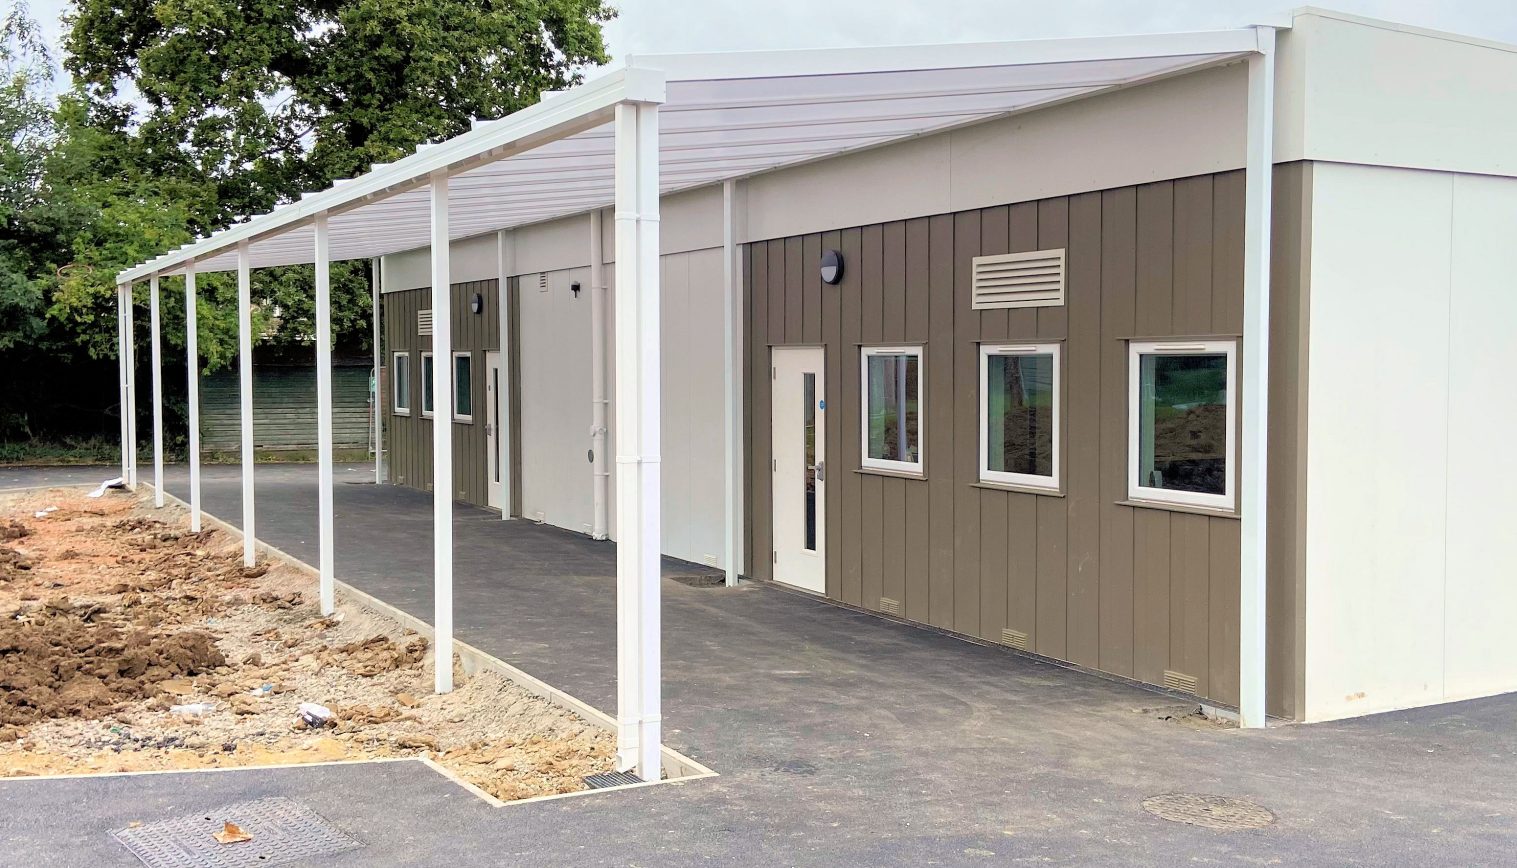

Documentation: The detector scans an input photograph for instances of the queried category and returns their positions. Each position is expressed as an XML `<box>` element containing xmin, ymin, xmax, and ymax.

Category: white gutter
<box><xmin>1238</xmin><ymin>24</ymin><xmax>1277</xmax><ymax>729</ymax></box>
<box><xmin>590</xmin><ymin>209</ymin><xmax>610</xmax><ymax>540</ymax></box>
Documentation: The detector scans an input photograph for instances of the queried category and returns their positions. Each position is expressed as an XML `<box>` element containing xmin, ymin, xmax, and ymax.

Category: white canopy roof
<box><xmin>118</xmin><ymin>27</ymin><xmax>1266</xmax><ymax>283</ymax></box>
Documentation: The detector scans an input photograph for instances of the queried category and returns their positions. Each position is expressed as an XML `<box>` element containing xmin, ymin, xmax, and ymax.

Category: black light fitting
<box><xmin>820</xmin><ymin>249</ymin><xmax>844</xmax><ymax>285</ymax></box>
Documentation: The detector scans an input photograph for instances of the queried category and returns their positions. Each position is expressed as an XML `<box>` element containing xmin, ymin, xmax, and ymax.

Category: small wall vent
<box><xmin>971</xmin><ymin>248</ymin><xmax>1066</xmax><ymax>310</ymax></box>
<box><xmin>417</xmin><ymin>309</ymin><xmax>433</xmax><ymax>336</ymax></box>
<box><xmin>1000</xmin><ymin>627</ymin><xmax>1030</xmax><ymax>650</ymax></box>
<box><xmin>879</xmin><ymin>597</ymin><xmax>902</xmax><ymax>616</ymax></box>
<box><xmin>537</xmin><ymin>272</ymin><xmax>549</xmax><ymax>291</ymax></box>
<box><xmin>1163</xmin><ymin>669</ymin><xmax>1199</xmax><ymax>695</ymax></box>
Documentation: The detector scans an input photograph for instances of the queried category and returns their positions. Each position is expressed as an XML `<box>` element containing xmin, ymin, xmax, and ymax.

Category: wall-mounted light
<box><xmin>570</xmin><ymin>280</ymin><xmax>582</xmax><ymax>298</ymax></box>
<box><xmin>470</xmin><ymin>292</ymin><xmax>484</xmax><ymax>314</ymax></box>
<box><xmin>820</xmin><ymin>249</ymin><xmax>844</xmax><ymax>285</ymax></box>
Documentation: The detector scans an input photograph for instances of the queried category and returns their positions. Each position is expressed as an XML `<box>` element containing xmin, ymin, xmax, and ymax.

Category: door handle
<box><xmin>814</xmin><ymin>460</ymin><xmax>825</xmax><ymax>482</ymax></box>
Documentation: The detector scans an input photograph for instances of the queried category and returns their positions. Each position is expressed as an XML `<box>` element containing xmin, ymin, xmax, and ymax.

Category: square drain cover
<box><xmin>583</xmin><ymin>771</ymin><xmax>643</xmax><ymax>789</ymax></box>
<box><xmin>111</xmin><ymin>796</ymin><xmax>363</xmax><ymax>867</ymax></box>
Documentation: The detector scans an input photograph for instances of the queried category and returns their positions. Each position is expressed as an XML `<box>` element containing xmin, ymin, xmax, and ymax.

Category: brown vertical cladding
<box><xmin>745</xmin><ymin>166</ymin><xmax>1308</xmax><ymax>717</ymax></box>
<box><xmin>381</xmin><ymin>279</ymin><xmax>500</xmax><ymax>509</ymax></box>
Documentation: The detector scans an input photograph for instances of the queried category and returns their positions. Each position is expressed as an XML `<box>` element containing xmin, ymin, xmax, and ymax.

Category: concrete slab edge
<box><xmin>145</xmin><ymin>484</ymin><xmax>719</xmax><ymax>792</ymax></box>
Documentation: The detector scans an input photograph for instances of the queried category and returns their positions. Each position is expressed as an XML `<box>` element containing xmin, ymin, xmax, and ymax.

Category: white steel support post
<box><xmin>149</xmin><ymin>275</ymin><xmax>164</xmax><ymax>507</ymax></box>
<box><xmin>371</xmin><ymin>258</ymin><xmax>384</xmax><ymax>483</ymax></box>
<box><xmin>125</xmin><ymin>283</ymin><xmax>137</xmax><ymax>488</ymax></box>
<box><xmin>589</xmin><ymin>210</ymin><xmax>609</xmax><ymax>540</ymax></box>
<box><xmin>722</xmin><ymin>180</ymin><xmax>744</xmax><ymax>586</ymax></box>
<box><xmin>315</xmin><ymin>213</ymin><xmax>336</xmax><ymax>616</ymax></box>
<box><xmin>613</xmin><ymin>100</ymin><xmax>662</xmax><ymax>781</ymax></box>
<box><xmin>116</xmin><ymin>284</ymin><xmax>129</xmax><ymax>481</ymax></box>
<box><xmin>185</xmin><ymin>264</ymin><xmax>201</xmax><ymax>532</ymax></box>
<box><xmin>429</xmin><ymin>169</ymin><xmax>455</xmax><ymax>694</ymax></box>
<box><xmin>1239</xmin><ymin>26</ymin><xmax>1276</xmax><ymax>730</ymax></box>
<box><xmin>237</xmin><ymin>241</ymin><xmax>256</xmax><ymax>567</ymax></box>
<box><xmin>496</xmin><ymin>230</ymin><xmax>514</xmax><ymax>519</ymax></box>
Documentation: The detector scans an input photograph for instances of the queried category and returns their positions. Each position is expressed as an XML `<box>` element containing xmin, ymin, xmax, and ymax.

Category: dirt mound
<box><xmin>0</xmin><ymin>599</ymin><xmax>225</xmax><ymax>728</ymax></box>
<box><xmin>330</xmin><ymin>634</ymin><xmax>430</xmax><ymax>677</ymax></box>
<box><xmin>0</xmin><ymin>547</ymin><xmax>32</xmax><ymax>581</ymax></box>
<box><xmin>0</xmin><ymin>521</ymin><xmax>29</xmax><ymax>541</ymax></box>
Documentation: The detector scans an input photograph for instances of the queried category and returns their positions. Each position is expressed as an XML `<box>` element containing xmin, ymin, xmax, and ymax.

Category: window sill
<box><xmin>392</xmin><ymin>410</ymin><xmax>411</xmax><ymax>417</ymax></box>
<box><xmin>972</xmin><ymin>481</ymin><xmax>1064</xmax><ymax>498</ymax></box>
<box><xmin>454</xmin><ymin>417</ymin><xmax>474</xmax><ymax>425</ymax></box>
<box><xmin>1117</xmin><ymin>499</ymin><xmax>1239</xmax><ymax>520</ymax></box>
<box><xmin>855</xmin><ymin>466</ymin><xmax>926</xmax><ymax>481</ymax></box>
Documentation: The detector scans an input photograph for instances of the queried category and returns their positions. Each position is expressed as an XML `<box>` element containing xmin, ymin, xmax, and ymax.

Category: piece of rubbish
<box><xmin>297</xmin><ymin>702</ymin><xmax>334</xmax><ymax>728</ymax></box>
<box><xmin>169</xmin><ymin>702</ymin><xmax>214</xmax><ymax>719</ymax></box>
<box><xmin>87</xmin><ymin>477</ymin><xmax>125</xmax><ymax>498</ymax></box>
<box><xmin>32</xmin><ymin>507</ymin><xmax>58</xmax><ymax>518</ymax></box>
<box><xmin>249</xmin><ymin>684</ymin><xmax>274</xmax><ymax>697</ymax></box>
<box><xmin>212</xmin><ymin>821</ymin><xmax>253</xmax><ymax>845</ymax></box>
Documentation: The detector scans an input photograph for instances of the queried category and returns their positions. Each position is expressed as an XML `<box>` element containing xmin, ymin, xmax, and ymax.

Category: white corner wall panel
<box><xmin>1442</xmin><ymin>173</ymin><xmax>1517</xmax><ymax>702</ymax></box>
<box><xmin>1303</xmin><ymin>162</ymin><xmax>1451</xmax><ymax>722</ymax></box>
<box><xmin>1288</xmin><ymin>11</ymin><xmax>1517</xmax><ymax>179</ymax></box>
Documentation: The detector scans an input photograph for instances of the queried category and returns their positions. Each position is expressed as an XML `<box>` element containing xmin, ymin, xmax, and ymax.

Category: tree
<box><xmin>52</xmin><ymin>0</ymin><xmax>613</xmax><ymax>365</ymax></box>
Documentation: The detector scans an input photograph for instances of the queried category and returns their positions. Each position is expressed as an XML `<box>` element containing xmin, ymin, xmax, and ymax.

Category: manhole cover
<box><xmin>111</xmin><ymin>796</ymin><xmax>363</xmax><ymax>867</ymax></box>
<box><xmin>1141</xmin><ymin>793</ymin><xmax>1276</xmax><ymax>831</ymax></box>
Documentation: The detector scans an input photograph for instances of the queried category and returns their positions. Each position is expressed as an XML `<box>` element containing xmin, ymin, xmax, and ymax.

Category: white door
<box><xmin>485</xmin><ymin>350</ymin><xmax>504</xmax><ymax>511</ymax></box>
<box><xmin>771</xmin><ymin>347</ymin><xmax>826</xmax><ymax>594</ymax></box>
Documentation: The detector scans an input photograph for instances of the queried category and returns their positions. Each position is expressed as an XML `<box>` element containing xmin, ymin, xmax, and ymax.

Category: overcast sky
<box><xmin>23</xmin><ymin>0</ymin><xmax>1517</xmax><ymax>82</ymax></box>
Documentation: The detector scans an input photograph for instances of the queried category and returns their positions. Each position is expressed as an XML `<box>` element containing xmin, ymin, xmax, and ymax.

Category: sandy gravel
<box><xmin>0</xmin><ymin>487</ymin><xmax>615</xmax><ymax>801</ymax></box>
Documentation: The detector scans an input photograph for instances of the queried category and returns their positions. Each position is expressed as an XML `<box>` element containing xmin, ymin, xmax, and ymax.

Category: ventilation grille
<box><xmin>1000</xmin><ymin>627</ymin><xmax>1030</xmax><ymax>650</ymax></box>
<box><xmin>1163</xmin><ymin>669</ymin><xmax>1199</xmax><ymax>695</ymax></box>
<box><xmin>537</xmin><ymin>272</ymin><xmax>548</xmax><ymax>291</ymax></box>
<box><xmin>417</xmin><ymin>309</ymin><xmax>433</xmax><ymax>336</ymax></box>
<box><xmin>879</xmin><ymin>597</ymin><xmax>902</xmax><ymax>616</ymax></box>
<box><xmin>971</xmin><ymin>248</ymin><xmax>1066</xmax><ymax>309</ymax></box>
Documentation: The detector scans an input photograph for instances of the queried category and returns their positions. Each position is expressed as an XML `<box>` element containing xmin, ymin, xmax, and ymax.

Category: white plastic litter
<box><xmin>298</xmin><ymin>702</ymin><xmax>335</xmax><ymax>728</ymax></box>
<box><xmin>170</xmin><ymin>702</ymin><xmax>215</xmax><ymax>719</ymax></box>
<box><xmin>87</xmin><ymin>477</ymin><xmax>126</xmax><ymax>498</ymax></box>
<box><xmin>33</xmin><ymin>506</ymin><xmax>58</xmax><ymax>518</ymax></box>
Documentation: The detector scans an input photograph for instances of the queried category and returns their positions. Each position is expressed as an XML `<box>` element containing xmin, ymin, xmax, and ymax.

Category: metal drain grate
<box><xmin>111</xmin><ymin>797</ymin><xmax>363</xmax><ymax>867</ymax></box>
<box><xmin>583</xmin><ymin>771</ymin><xmax>643</xmax><ymax>789</ymax></box>
<box><xmin>1142</xmin><ymin>793</ymin><xmax>1276</xmax><ymax>831</ymax></box>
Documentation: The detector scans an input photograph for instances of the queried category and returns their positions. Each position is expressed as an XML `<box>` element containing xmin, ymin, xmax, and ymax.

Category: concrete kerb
<box><xmin>144</xmin><ymin>483</ymin><xmax>718</xmax><ymax>794</ymax></box>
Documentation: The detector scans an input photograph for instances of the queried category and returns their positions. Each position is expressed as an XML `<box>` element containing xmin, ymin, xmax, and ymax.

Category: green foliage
<box><xmin>0</xmin><ymin>0</ymin><xmax>612</xmax><ymax>446</ymax></box>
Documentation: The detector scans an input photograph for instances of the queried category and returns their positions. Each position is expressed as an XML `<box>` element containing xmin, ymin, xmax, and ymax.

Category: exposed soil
<box><xmin>0</xmin><ymin>488</ymin><xmax>615</xmax><ymax>801</ymax></box>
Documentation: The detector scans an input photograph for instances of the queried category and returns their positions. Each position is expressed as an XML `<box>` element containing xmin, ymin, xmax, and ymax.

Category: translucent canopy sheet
<box><xmin>120</xmin><ymin>29</ymin><xmax>1261</xmax><ymax>282</ymax></box>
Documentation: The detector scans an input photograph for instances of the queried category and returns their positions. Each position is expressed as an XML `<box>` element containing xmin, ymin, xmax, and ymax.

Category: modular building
<box><xmin>117</xmin><ymin>7</ymin><xmax>1517</xmax><ymax>754</ymax></box>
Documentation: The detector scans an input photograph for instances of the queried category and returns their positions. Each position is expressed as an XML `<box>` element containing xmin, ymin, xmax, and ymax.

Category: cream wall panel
<box><xmin>1303</xmin><ymin>163</ymin><xmax>1450</xmax><ymax>722</ymax></box>
<box><xmin>1442</xmin><ymin>174</ymin><xmax>1517</xmax><ymax>701</ymax></box>
<box><xmin>381</xmin><ymin>233</ymin><xmax>499</xmax><ymax>292</ymax></box>
<box><xmin>1288</xmin><ymin>11</ymin><xmax>1517</xmax><ymax>178</ymax></box>
<box><xmin>517</xmin><ymin>266</ymin><xmax>595</xmax><ymax>534</ymax></box>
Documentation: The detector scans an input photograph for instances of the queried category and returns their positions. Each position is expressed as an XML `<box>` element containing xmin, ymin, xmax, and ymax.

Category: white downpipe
<box><xmin>430</xmin><ymin>169</ymin><xmax>455</xmax><ymax>694</ymax></box>
<box><xmin>315</xmin><ymin>213</ymin><xmax>336</xmax><ymax>616</ymax></box>
<box><xmin>722</xmin><ymin>180</ymin><xmax>744</xmax><ymax>586</ymax></box>
<box><xmin>371</xmin><ymin>257</ymin><xmax>384</xmax><ymax>484</ymax></box>
<box><xmin>185</xmin><ymin>264</ymin><xmax>201</xmax><ymax>533</ymax></box>
<box><xmin>496</xmin><ymin>229</ymin><xmax>514</xmax><ymax>520</ymax></box>
<box><xmin>590</xmin><ymin>209</ymin><xmax>609</xmax><ymax>541</ymax></box>
<box><xmin>612</xmin><ymin>100</ymin><xmax>662</xmax><ymax>781</ymax></box>
<box><xmin>125</xmin><ymin>282</ymin><xmax>137</xmax><ymax>489</ymax></box>
<box><xmin>149</xmin><ymin>274</ymin><xmax>164</xmax><ymax>507</ymax></box>
<box><xmin>237</xmin><ymin>241</ymin><xmax>256</xmax><ymax>567</ymax></box>
<box><xmin>1239</xmin><ymin>26</ymin><xmax>1276</xmax><ymax>730</ymax></box>
<box><xmin>116</xmin><ymin>284</ymin><xmax>129</xmax><ymax>482</ymax></box>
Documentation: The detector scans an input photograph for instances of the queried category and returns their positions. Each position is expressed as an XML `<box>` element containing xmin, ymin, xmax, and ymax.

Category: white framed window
<box><xmin>860</xmin><ymin>346</ymin><xmax>924</xmax><ymax>475</ymax></box>
<box><xmin>1128</xmin><ymin>339</ymin><xmax>1236</xmax><ymax>511</ymax></box>
<box><xmin>980</xmin><ymin>342</ymin><xmax>1060</xmax><ymax>490</ymax></box>
<box><xmin>452</xmin><ymin>351</ymin><xmax>473</xmax><ymax>422</ymax></box>
<box><xmin>420</xmin><ymin>351</ymin><xmax>435</xmax><ymax>418</ymax></box>
<box><xmin>391</xmin><ymin>352</ymin><xmax>411</xmax><ymax>416</ymax></box>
